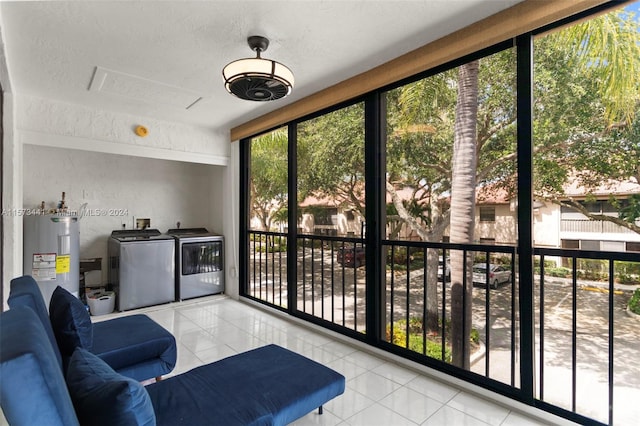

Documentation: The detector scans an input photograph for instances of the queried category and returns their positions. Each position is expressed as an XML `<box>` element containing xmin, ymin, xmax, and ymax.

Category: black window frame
<box><xmin>239</xmin><ymin>3</ymin><xmax>629</xmax><ymax>425</ymax></box>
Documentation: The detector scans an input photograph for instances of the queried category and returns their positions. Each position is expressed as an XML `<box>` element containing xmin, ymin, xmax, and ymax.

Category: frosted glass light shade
<box><xmin>222</xmin><ymin>57</ymin><xmax>294</xmax><ymax>101</ymax></box>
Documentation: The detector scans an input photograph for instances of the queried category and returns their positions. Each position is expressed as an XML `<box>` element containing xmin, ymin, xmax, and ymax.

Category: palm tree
<box><xmin>447</xmin><ymin>8</ymin><xmax>640</xmax><ymax>369</ymax></box>
<box><xmin>387</xmin><ymin>6</ymin><xmax>640</xmax><ymax>370</ymax></box>
<box><xmin>449</xmin><ymin>60</ymin><xmax>479</xmax><ymax>369</ymax></box>
<box><xmin>535</xmin><ymin>10</ymin><xmax>640</xmax><ymax>231</ymax></box>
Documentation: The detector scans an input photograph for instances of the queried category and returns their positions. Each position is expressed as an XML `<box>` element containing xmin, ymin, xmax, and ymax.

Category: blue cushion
<box><xmin>66</xmin><ymin>347</ymin><xmax>156</xmax><ymax>426</ymax></box>
<box><xmin>8</xmin><ymin>275</ymin><xmax>63</xmax><ymax>368</ymax></box>
<box><xmin>0</xmin><ymin>306</ymin><xmax>79</xmax><ymax>426</ymax></box>
<box><xmin>49</xmin><ymin>286</ymin><xmax>93</xmax><ymax>357</ymax></box>
<box><xmin>147</xmin><ymin>344</ymin><xmax>345</xmax><ymax>426</ymax></box>
<box><xmin>92</xmin><ymin>314</ymin><xmax>177</xmax><ymax>382</ymax></box>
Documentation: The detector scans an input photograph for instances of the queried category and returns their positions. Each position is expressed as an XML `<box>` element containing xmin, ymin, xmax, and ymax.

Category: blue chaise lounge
<box><xmin>8</xmin><ymin>275</ymin><xmax>177</xmax><ymax>382</ymax></box>
<box><xmin>0</xmin><ymin>305</ymin><xmax>346</xmax><ymax>425</ymax></box>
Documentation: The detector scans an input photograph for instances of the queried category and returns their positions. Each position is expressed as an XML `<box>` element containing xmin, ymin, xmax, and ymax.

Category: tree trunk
<box><xmin>450</xmin><ymin>61</ymin><xmax>479</xmax><ymax>369</ymax></box>
<box><xmin>386</xmin><ymin>181</ymin><xmax>446</xmax><ymax>333</ymax></box>
<box><xmin>258</xmin><ymin>214</ymin><xmax>268</xmax><ymax>231</ymax></box>
<box><xmin>425</xmin><ymin>247</ymin><xmax>440</xmax><ymax>332</ymax></box>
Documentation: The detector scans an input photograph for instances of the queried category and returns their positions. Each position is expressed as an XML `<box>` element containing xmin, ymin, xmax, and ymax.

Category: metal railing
<box><xmin>247</xmin><ymin>230</ymin><xmax>366</xmax><ymax>332</ymax></box>
<box><xmin>246</xmin><ymin>230</ymin><xmax>639</xmax><ymax>425</ymax></box>
<box><xmin>247</xmin><ymin>231</ymin><xmax>288</xmax><ymax>308</ymax></box>
<box><xmin>384</xmin><ymin>241</ymin><xmax>519</xmax><ymax>388</ymax></box>
<box><xmin>534</xmin><ymin>247</ymin><xmax>640</xmax><ymax>425</ymax></box>
<box><xmin>297</xmin><ymin>234</ymin><xmax>366</xmax><ymax>333</ymax></box>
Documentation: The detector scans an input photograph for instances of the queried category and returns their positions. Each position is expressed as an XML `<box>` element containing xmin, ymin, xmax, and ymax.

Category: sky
<box><xmin>624</xmin><ymin>0</ymin><xmax>640</xmax><ymax>19</ymax></box>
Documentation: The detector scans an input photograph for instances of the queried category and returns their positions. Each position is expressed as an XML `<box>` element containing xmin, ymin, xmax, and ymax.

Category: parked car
<box><xmin>336</xmin><ymin>245</ymin><xmax>365</xmax><ymax>268</ymax></box>
<box><xmin>437</xmin><ymin>257</ymin><xmax>451</xmax><ymax>281</ymax></box>
<box><xmin>472</xmin><ymin>263</ymin><xmax>511</xmax><ymax>289</ymax></box>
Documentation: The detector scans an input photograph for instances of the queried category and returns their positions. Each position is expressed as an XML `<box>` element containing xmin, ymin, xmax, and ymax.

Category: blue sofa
<box><xmin>8</xmin><ymin>275</ymin><xmax>177</xmax><ymax>382</ymax></box>
<box><xmin>0</xmin><ymin>306</ymin><xmax>346</xmax><ymax>425</ymax></box>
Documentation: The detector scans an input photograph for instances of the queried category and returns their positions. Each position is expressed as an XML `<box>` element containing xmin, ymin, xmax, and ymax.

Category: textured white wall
<box><xmin>2</xmin><ymin>93</ymin><xmax>22</xmax><ymax>308</ymax></box>
<box><xmin>23</xmin><ymin>144</ymin><xmax>225</xmax><ymax>285</ymax></box>
<box><xmin>533</xmin><ymin>204</ymin><xmax>560</xmax><ymax>248</ymax></box>
<box><xmin>17</xmin><ymin>95</ymin><xmax>229</xmax><ymax>165</ymax></box>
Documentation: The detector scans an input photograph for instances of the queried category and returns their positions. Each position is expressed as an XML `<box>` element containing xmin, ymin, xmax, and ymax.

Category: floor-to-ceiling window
<box><xmin>246</xmin><ymin>127</ymin><xmax>289</xmax><ymax>309</ymax></box>
<box><xmin>241</xmin><ymin>2</ymin><xmax>640</xmax><ymax>424</ymax></box>
<box><xmin>296</xmin><ymin>102</ymin><xmax>366</xmax><ymax>332</ymax></box>
<box><xmin>382</xmin><ymin>46</ymin><xmax>519</xmax><ymax>386</ymax></box>
<box><xmin>532</xmin><ymin>5</ymin><xmax>640</xmax><ymax>424</ymax></box>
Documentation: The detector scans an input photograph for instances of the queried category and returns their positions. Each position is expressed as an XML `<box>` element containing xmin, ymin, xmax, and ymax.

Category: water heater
<box><xmin>23</xmin><ymin>214</ymin><xmax>80</xmax><ymax>306</ymax></box>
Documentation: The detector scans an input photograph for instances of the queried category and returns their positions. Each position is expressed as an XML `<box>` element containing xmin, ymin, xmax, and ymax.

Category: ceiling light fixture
<box><xmin>222</xmin><ymin>36</ymin><xmax>294</xmax><ymax>101</ymax></box>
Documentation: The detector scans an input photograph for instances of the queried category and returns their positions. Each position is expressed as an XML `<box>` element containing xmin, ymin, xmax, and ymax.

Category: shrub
<box><xmin>576</xmin><ymin>269</ymin><xmax>607</xmax><ymax>281</ymax></box>
<box><xmin>534</xmin><ymin>258</ymin><xmax>557</xmax><ymax>268</ymax></box>
<box><xmin>386</xmin><ymin>317</ymin><xmax>482</xmax><ymax>363</ymax></box>
<box><xmin>385</xmin><ymin>247</ymin><xmax>428</xmax><ymax>272</ymax></box>
<box><xmin>616</xmin><ymin>273</ymin><xmax>640</xmax><ymax>285</ymax></box>
<box><xmin>616</xmin><ymin>261</ymin><xmax>640</xmax><ymax>276</ymax></box>
<box><xmin>615</xmin><ymin>261</ymin><xmax>640</xmax><ymax>284</ymax></box>
<box><xmin>254</xmin><ymin>234</ymin><xmax>288</xmax><ymax>253</ymax></box>
<box><xmin>470</xmin><ymin>328</ymin><xmax>480</xmax><ymax>344</ymax></box>
<box><xmin>391</xmin><ymin>258</ymin><xmax>425</xmax><ymax>272</ymax></box>
<box><xmin>577</xmin><ymin>259</ymin><xmax>607</xmax><ymax>274</ymax></box>
<box><xmin>473</xmin><ymin>254</ymin><xmax>488</xmax><ymax>264</ymax></box>
<box><xmin>628</xmin><ymin>288</ymin><xmax>640</xmax><ymax>315</ymax></box>
<box><xmin>494</xmin><ymin>255</ymin><xmax>512</xmax><ymax>266</ymax></box>
<box><xmin>387</xmin><ymin>325</ymin><xmax>452</xmax><ymax>362</ymax></box>
<box><xmin>546</xmin><ymin>267</ymin><xmax>571</xmax><ymax>278</ymax></box>
<box><xmin>387</xmin><ymin>247</ymin><xmax>411</xmax><ymax>265</ymax></box>
<box><xmin>255</xmin><ymin>243</ymin><xmax>287</xmax><ymax>253</ymax></box>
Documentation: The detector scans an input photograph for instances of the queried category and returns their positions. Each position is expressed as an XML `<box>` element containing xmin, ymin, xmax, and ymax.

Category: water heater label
<box><xmin>56</xmin><ymin>255</ymin><xmax>71</xmax><ymax>274</ymax></box>
<box><xmin>32</xmin><ymin>253</ymin><xmax>57</xmax><ymax>281</ymax></box>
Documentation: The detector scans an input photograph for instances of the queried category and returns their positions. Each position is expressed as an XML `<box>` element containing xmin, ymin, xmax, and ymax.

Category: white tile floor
<box><xmin>101</xmin><ymin>296</ymin><xmax>569</xmax><ymax>426</ymax></box>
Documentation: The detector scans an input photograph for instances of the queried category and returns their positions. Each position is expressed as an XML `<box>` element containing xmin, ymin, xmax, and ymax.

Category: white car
<box><xmin>437</xmin><ymin>257</ymin><xmax>450</xmax><ymax>281</ymax></box>
<box><xmin>472</xmin><ymin>263</ymin><xmax>511</xmax><ymax>289</ymax></box>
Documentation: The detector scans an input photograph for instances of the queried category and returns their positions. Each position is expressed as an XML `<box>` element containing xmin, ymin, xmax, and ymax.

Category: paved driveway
<box><xmin>470</xmin><ymin>277</ymin><xmax>639</xmax><ymax>425</ymax></box>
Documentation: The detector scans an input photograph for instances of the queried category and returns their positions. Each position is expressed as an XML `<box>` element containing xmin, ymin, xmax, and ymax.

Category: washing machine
<box><xmin>108</xmin><ymin>229</ymin><xmax>175</xmax><ymax>311</ymax></box>
<box><xmin>166</xmin><ymin>227</ymin><xmax>224</xmax><ymax>301</ymax></box>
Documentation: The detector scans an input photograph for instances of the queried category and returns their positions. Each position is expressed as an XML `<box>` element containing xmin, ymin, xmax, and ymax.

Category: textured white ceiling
<box><xmin>0</xmin><ymin>0</ymin><xmax>522</xmax><ymax>134</ymax></box>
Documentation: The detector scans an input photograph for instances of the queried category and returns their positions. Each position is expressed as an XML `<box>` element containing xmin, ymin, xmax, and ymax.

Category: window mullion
<box><xmin>516</xmin><ymin>32</ymin><xmax>535</xmax><ymax>404</ymax></box>
<box><xmin>287</xmin><ymin>123</ymin><xmax>298</xmax><ymax>314</ymax></box>
<box><xmin>364</xmin><ymin>91</ymin><xmax>386</xmax><ymax>344</ymax></box>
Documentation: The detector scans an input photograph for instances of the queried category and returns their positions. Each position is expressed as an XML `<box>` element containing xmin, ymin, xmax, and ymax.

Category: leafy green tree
<box><xmin>530</xmin><ymin>10</ymin><xmax>640</xmax><ymax>232</ymax></box>
<box><xmin>250</xmin><ymin>9</ymin><xmax>640</xmax><ymax>236</ymax></box>
<box><xmin>247</xmin><ymin>5</ymin><xmax>640</xmax><ymax>369</ymax></box>
<box><xmin>249</xmin><ymin>128</ymin><xmax>288</xmax><ymax>231</ymax></box>
<box><xmin>620</xmin><ymin>194</ymin><xmax>640</xmax><ymax>224</ymax></box>
<box><xmin>297</xmin><ymin>103</ymin><xmax>366</xmax><ymax>216</ymax></box>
